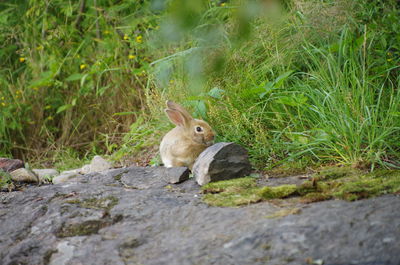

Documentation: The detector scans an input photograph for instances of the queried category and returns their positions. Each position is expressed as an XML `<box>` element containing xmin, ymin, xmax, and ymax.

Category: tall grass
<box><xmin>146</xmin><ymin>0</ymin><xmax>400</xmax><ymax>169</ymax></box>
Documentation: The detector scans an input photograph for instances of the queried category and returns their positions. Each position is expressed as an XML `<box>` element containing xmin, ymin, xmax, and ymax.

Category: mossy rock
<box><xmin>257</xmin><ymin>185</ymin><xmax>297</xmax><ymax>199</ymax></box>
<box><xmin>57</xmin><ymin>219</ymin><xmax>111</xmax><ymax>238</ymax></box>
<box><xmin>65</xmin><ymin>196</ymin><xmax>119</xmax><ymax>210</ymax></box>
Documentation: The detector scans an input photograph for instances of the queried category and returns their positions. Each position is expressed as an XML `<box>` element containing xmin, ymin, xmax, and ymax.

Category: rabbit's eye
<box><xmin>195</xmin><ymin>126</ymin><xmax>203</xmax><ymax>132</ymax></box>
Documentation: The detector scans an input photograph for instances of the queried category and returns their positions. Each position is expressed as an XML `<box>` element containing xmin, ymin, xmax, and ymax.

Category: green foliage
<box><xmin>147</xmin><ymin>0</ymin><xmax>400</xmax><ymax>169</ymax></box>
<box><xmin>1</xmin><ymin>0</ymin><xmax>399</xmax><ymax>170</ymax></box>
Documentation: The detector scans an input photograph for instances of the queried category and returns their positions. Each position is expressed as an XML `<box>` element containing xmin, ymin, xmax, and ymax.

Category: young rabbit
<box><xmin>160</xmin><ymin>100</ymin><xmax>215</xmax><ymax>170</ymax></box>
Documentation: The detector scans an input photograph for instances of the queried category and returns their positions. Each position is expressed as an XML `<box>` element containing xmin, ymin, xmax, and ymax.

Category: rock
<box><xmin>0</xmin><ymin>166</ymin><xmax>399</xmax><ymax>265</ymax></box>
<box><xmin>80</xmin><ymin>164</ymin><xmax>91</xmax><ymax>174</ymax></box>
<box><xmin>193</xmin><ymin>142</ymin><xmax>252</xmax><ymax>186</ymax></box>
<box><xmin>163</xmin><ymin>167</ymin><xmax>190</xmax><ymax>184</ymax></box>
<box><xmin>32</xmin><ymin>169</ymin><xmax>59</xmax><ymax>182</ymax></box>
<box><xmin>9</xmin><ymin>168</ymin><xmax>39</xmax><ymax>183</ymax></box>
<box><xmin>89</xmin><ymin>155</ymin><xmax>112</xmax><ymax>172</ymax></box>
<box><xmin>52</xmin><ymin>172</ymin><xmax>79</xmax><ymax>184</ymax></box>
<box><xmin>78</xmin><ymin>156</ymin><xmax>112</xmax><ymax>174</ymax></box>
<box><xmin>0</xmin><ymin>158</ymin><xmax>24</xmax><ymax>172</ymax></box>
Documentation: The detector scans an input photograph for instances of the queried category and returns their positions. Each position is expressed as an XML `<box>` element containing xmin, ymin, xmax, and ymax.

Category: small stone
<box><xmin>193</xmin><ymin>142</ymin><xmax>252</xmax><ymax>186</ymax></box>
<box><xmin>80</xmin><ymin>164</ymin><xmax>91</xmax><ymax>174</ymax></box>
<box><xmin>32</xmin><ymin>169</ymin><xmax>59</xmax><ymax>183</ymax></box>
<box><xmin>0</xmin><ymin>158</ymin><xmax>24</xmax><ymax>172</ymax></box>
<box><xmin>52</xmin><ymin>172</ymin><xmax>79</xmax><ymax>184</ymax></box>
<box><xmin>10</xmin><ymin>168</ymin><xmax>39</xmax><ymax>183</ymax></box>
<box><xmin>164</xmin><ymin>167</ymin><xmax>190</xmax><ymax>184</ymax></box>
<box><xmin>88</xmin><ymin>155</ymin><xmax>112</xmax><ymax>173</ymax></box>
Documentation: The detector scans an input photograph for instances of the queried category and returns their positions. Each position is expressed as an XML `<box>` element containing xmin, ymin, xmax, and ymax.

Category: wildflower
<box><xmin>1</xmin><ymin>96</ymin><xmax>5</xmax><ymax>100</ymax></box>
<box><xmin>128</xmin><ymin>55</ymin><xmax>136</xmax><ymax>59</ymax></box>
<box><xmin>19</xmin><ymin>57</ymin><xmax>26</xmax><ymax>63</ymax></box>
<box><xmin>80</xmin><ymin>64</ymin><xmax>86</xmax><ymax>70</ymax></box>
<box><xmin>169</xmin><ymin>80</ymin><xmax>174</xmax><ymax>84</ymax></box>
<box><xmin>136</xmin><ymin>35</ymin><xmax>143</xmax><ymax>43</ymax></box>
<box><xmin>1</xmin><ymin>102</ymin><xmax>6</xmax><ymax>107</ymax></box>
<box><xmin>220</xmin><ymin>2</ymin><xmax>226</xmax><ymax>7</ymax></box>
<box><xmin>124</xmin><ymin>34</ymin><xmax>129</xmax><ymax>40</ymax></box>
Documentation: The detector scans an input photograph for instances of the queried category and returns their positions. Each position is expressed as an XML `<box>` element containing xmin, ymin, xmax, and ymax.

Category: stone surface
<box><xmin>193</xmin><ymin>142</ymin><xmax>252</xmax><ymax>186</ymax></box>
<box><xmin>9</xmin><ymin>168</ymin><xmax>39</xmax><ymax>183</ymax></box>
<box><xmin>164</xmin><ymin>167</ymin><xmax>190</xmax><ymax>184</ymax></box>
<box><xmin>0</xmin><ymin>158</ymin><xmax>24</xmax><ymax>172</ymax></box>
<box><xmin>52</xmin><ymin>172</ymin><xmax>80</xmax><ymax>184</ymax></box>
<box><xmin>0</xmin><ymin>166</ymin><xmax>399</xmax><ymax>265</ymax></box>
<box><xmin>89</xmin><ymin>155</ymin><xmax>112</xmax><ymax>172</ymax></box>
<box><xmin>32</xmin><ymin>169</ymin><xmax>59</xmax><ymax>183</ymax></box>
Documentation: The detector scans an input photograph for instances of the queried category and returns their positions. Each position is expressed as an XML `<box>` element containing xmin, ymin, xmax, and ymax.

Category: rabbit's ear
<box><xmin>166</xmin><ymin>100</ymin><xmax>193</xmax><ymax>121</ymax></box>
<box><xmin>165</xmin><ymin>109</ymin><xmax>188</xmax><ymax>127</ymax></box>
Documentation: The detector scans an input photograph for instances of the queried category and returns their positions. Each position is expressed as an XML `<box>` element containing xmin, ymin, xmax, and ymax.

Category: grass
<box><xmin>1</xmin><ymin>0</ymin><xmax>399</xmax><ymax>172</ymax></box>
<box><xmin>201</xmin><ymin>167</ymin><xmax>400</xmax><ymax>207</ymax></box>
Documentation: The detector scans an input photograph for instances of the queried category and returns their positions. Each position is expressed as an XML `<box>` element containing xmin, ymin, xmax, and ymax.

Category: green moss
<box><xmin>56</xmin><ymin>220</ymin><xmax>111</xmax><ymax>238</ymax></box>
<box><xmin>202</xmin><ymin>177</ymin><xmax>257</xmax><ymax>193</ymax></box>
<box><xmin>65</xmin><ymin>196</ymin><xmax>119</xmax><ymax>210</ymax></box>
<box><xmin>201</xmin><ymin>168</ymin><xmax>400</xmax><ymax>207</ymax></box>
<box><xmin>314</xmin><ymin>166</ymin><xmax>361</xmax><ymax>181</ymax></box>
<box><xmin>257</xmin><ymin>185</ymin><xmax>297</xmax><ymax>199</ymax></box>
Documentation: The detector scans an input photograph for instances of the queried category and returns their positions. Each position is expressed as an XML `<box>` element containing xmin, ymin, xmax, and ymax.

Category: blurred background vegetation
<box><xmin>0</xmin><ymin>0</ymin><xmax>399</xmax><ymax>170</ymax></box>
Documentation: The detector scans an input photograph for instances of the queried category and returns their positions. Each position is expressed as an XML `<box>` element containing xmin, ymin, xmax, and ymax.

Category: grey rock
<box><xmin>32</xmin><ymin>169</ymin><xmax>59</xmax><ymax>183</ymax></box>
<box><xmin>164</xmin><ymin>167</ymin><xmax>190</xmax><ymax>184</ymax></box>
<box><xmin>0</xmin><ymin>166</ymin><xmax>399</xmax><ymax>265</ymax></box>
<box><xmin>80</xmin><ymin>164</ymin><xmax>91</xmax><ymax>174</ymax></box>
<box><xmin>0</xmin><ymin>158</ymin><xmax>24</xmax><ymax>172</ymax></box>
<box><xmin>89</xmin><ymin>155</ymin><xmax>112</xmax><ymax>172</ymax></box>
<box><xmin>52</xmin><ymin>172</ymin><xmax>79</xmax><ymax>184</ymax></box>
<box><xmin>193</xmin><ymin>142</ymin><xmax>252</xmax><ymax>186</ymax></box>
<box><xmin>9</xmin><ymin>168</ymin><xmax>39</xmax><ymax>183</ymax></box>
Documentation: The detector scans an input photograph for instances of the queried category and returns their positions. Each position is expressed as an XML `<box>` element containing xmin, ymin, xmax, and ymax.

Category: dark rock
<box><xmin>193</xmin><ymin>142</ymin><xmax>252</xmax><ymax>186</ymax></box>
<box><xmin>0</xmin><ymin>167</ymin><xmax>399</xmax><ymax>265</ymax></box>
<box><xmin>164</xmin><ymin>167</ymin><xmax>190</xmax><ymax>184</ymax></box>
<box><xmin>0</xmin><ymin>158</ymin><xmax>24</xmax><ymax>172</ymax></box>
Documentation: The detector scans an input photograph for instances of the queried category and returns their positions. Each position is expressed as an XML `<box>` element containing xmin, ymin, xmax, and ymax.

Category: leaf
<box><xmin>56</xmin><ymin>104</ymin><xmax>73</xmax><ymax>114</ymax></box>
<box><xmin>207</xmin><ymin>87</ymin><xmax>225</xmax><ymax>99</ymax></box>
<box><xmin>65</xmin><ymin>73</ymin><xmax>85</xmax><ymax>82</ymax></box>
<box><xmin>274</xmin><ymin>70</ymin><xmax>294</xmax><ymax>88</ymax></box>
<box><xmin>113</xmin><ymin>112</ymin><xmax>136</xmax><ymax>116</ymax></box>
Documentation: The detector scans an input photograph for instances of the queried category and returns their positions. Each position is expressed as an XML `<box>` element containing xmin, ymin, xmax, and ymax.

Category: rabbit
<box><xmin>160</xmin><ymin>100</ymin><xmax>215</xmax><ymax>170</ymax></box>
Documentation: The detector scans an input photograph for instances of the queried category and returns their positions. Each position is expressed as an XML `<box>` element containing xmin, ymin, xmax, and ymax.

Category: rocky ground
<box><xmin>0</xmin><ymin>166</ymin><xmax>399</xmax><ymax>265</ymax></box>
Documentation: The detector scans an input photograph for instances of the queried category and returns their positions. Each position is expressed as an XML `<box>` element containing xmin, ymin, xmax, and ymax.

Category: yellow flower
<box><xmin>128</xmin><ymin>54</ymin><xmax>136</xmax><ymax>59</ymax></box>
<box><xmin>80</xmin><ymin>64</ymin><xmax>86</xmax><ymax>70</ymax></box>
<box><xmin>123</xmin><ymin>34</ymin><xmax>129</xmax><ymax>40</ymax></box>
<box><xmin>1</xmin><ymin>102</ymin><xmax>6</xmax><ymax>107</ymax></box>
<box><xmin>220</xmin><ymin>2</ymin><xmax>226</xmax><ymax>7</ymax></box>
<box><xmin>16</xmin><ymin>90</ymin><xmax>22</xmax><ymax>95</ymax></box>
<box><xmin>1</xmin><ymin>96</ymin><xmax>5</xmax><ymax>100</ymax></box>
<box><xmin>387</xmin><ymin>58</ymin><xmax>393</xmax><ymax>62</ymax></box>
<box><xmin>169</xmin><ymin>80</ymin><xmax>174</xmax><ymax>84</ymax></box>
<box><xmin>45</xmin><ymin>105</ymin><xmax>51</xmax><ymax>110</ymax></box>
<box><xmin>104</xmin><ymin>30</ymin><xmax>111</xmax><ymax>35</ymax></box>
<box><xmin>136</xmin><ymin>35</ymin><xmax>143</xmax><ymax>43</ymax></box>
<box><xmin>19</xmin><ymin>57</ymin><xmax>26</xmax><ymax>63</ymax></box>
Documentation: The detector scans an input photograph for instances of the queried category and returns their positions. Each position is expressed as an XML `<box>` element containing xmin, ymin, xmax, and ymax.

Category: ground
<box><xmin>0</xmin><ymin>167</ymin><xmax>399</xmax><ymax>265</ymax></box>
